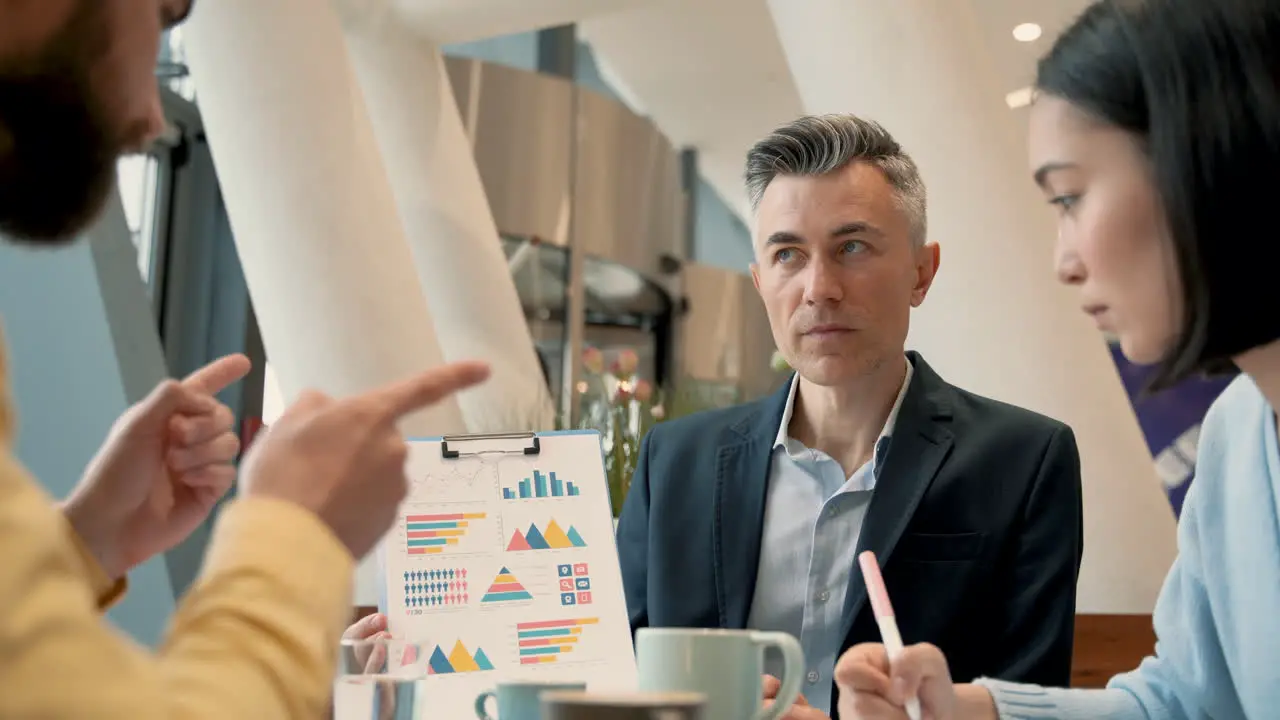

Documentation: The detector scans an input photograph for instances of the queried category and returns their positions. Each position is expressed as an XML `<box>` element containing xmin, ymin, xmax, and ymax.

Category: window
<box><xmin>261</xmin><ymin>362</ymin><xmax>285</xmax><ymax>426</ymax></box>
<box><xmin>158</xmin><ymin>28</ymin><xmax>195</xmax><ymax>101</ymax></box>
<box><xmin>115</xmin><ymin>154</ymin><xmax>162</xmax><ymax>285</ymax></box>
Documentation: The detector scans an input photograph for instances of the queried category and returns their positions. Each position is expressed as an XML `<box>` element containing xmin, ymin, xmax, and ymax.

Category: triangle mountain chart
<box><xmin>506</xmin><ymin>519</ymin><xmax>587</xmax><ymax>552</ymax></box>
<box><xmin>427</xmin><ymin>639</ymin><xmax>494</xmax><ymax>674</ymax></box>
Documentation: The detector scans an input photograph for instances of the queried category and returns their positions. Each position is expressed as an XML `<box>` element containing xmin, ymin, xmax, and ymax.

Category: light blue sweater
<box><xmin>975</xmin><ymin>375</ymin><xmax>1280</xmax><ymax>719</ymax></box>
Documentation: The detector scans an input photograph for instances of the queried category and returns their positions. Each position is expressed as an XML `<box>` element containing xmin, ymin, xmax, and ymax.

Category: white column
<box><xmin>767</xmin><ymin>0</ymin><xmax>1176</xmax><ymax>613</ymax></box>
<box><xmin>345</xmin><ymin>18</ymin><xmax>554</xmax><ymax>432</ymax></box>
<box><xmin>183</xmin><ymin>0</ymin><xmax>466</xmax><ymax>437</ymax></box>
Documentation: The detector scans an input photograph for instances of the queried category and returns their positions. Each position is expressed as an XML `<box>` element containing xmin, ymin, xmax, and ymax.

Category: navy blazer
<box><xmin>616</xmin><ymin>352</ymin><xmax>1083</xmax><ymax>715</ymax></box>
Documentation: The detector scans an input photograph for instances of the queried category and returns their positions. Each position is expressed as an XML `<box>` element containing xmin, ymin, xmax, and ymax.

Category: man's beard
<box><xmin>0</xmin><ymin>8</ymin><xmax>120</xmax><ymax>246</ymax></box>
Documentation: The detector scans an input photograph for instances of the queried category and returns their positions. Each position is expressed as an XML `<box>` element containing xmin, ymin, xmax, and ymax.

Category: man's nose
<box><xmin>803</xmin><ymin>258</ymin><xmax>843</xmax><ymax>304</ymax></box>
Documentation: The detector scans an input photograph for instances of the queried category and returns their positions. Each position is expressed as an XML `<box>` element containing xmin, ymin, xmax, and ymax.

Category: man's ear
<box><xmin>911</xmin><ymin>242</ymin><xmax>940</xmax><ymax>307</ymax></box>
<box><xmin>750</xmin><ymin>262</ymin><xmax>762</xmax><ymax>292</ymax></box>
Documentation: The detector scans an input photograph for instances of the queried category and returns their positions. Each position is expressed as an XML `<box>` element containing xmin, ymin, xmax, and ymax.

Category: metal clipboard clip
<box><xmin>440</xmin><ymin>431</ymin><xmax>541</xmax><ymax>459</ymax></box>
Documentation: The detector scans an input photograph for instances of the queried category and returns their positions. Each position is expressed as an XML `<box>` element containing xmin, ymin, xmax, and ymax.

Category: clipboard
<box><xmin>380</xmin><ymin>428</ymin><xmax>637</xmax><ymax>711</ymax></box>
<box><xmin>440</xmin><ymin>431</ymin><xmax>541</xmax><ymax>459</ymax></box>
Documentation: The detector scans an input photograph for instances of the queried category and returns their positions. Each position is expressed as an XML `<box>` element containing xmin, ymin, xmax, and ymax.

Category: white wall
<box><xmin>0</xmin><ymin>213</ymin><xmax>177</xmax><ymax>645</ymax></box>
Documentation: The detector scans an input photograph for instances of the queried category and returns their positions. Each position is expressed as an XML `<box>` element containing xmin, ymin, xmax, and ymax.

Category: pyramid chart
<box><xmin>427</xmin><ymin>639</ymin><xmax>494</xmax><ymax>674</ymax></box>
<box><xmin>507</xmin><ymin>519</ymin><xmax>588</xmax><ymax>552</ymax></box>
<box><xmin>480</xmin><ymin>567</ymin><xmax>534</xmax><ymax>603</ymax></box>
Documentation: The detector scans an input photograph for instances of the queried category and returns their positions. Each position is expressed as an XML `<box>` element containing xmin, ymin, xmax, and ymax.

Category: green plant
<box><xmin>569</xmin><ymin>347</ymin><xmax>731</xmax><ymax>516</ymax></box>
<box><xmin>572</xmin><ymin>348</ymin><xmax>650</xmax><ymax>517</ymax></box>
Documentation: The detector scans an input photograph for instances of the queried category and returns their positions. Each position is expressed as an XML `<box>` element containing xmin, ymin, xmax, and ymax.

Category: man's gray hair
<box><xmin>744</xmin><ymin>114</ymin><xmax>928</xmax><ymax>246</ymax></box>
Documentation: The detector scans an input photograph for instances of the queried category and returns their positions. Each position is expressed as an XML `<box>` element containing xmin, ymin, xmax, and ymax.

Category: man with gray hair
<box><xmin>617</xmin><ymin>114</ymin><xmax>1084</xmax><ymax>718</ymax></box>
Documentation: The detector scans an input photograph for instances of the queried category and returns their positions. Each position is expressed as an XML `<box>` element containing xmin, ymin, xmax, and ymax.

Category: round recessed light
<box><xmin>1005</xmin><ymin>87</ymin><xmax>1035</xmax><ymax>109</ymax></box>
<box><xmin>1013</xmin><ymin>23</ymin><xmax>1042</xmax><ymax>42</ymax></box>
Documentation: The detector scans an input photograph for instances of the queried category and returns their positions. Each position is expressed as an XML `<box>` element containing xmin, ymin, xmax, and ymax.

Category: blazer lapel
<box><xmin>840</xmin><ymin>354</ymin><xmax>955</xmax><ymax>634</ymax></box>
<box><xmin>713</xmin><ymin>377</ymin><xmax>792</xmax><ymax>629</ymax></box>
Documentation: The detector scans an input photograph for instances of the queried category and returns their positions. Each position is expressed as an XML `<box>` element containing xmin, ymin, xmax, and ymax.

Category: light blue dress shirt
<box><xmin>746</xmin><ymin>358</ymin><xmax>913</xmax><ymax>715</ymax></box>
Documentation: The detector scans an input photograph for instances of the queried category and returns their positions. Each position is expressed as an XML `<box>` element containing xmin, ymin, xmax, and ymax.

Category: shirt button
<box><xmin>806</xmin><ymin>670</ymin><xmax>820</xmax><ymax>684</ymax></box>
<box><xmin>816</xmin><ymin>590</ymin><xmax>830</xmax><ymax>602</ymax></box>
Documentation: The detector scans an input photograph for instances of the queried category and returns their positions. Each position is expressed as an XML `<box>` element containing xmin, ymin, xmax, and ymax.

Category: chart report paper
<box><xmin>382</xmin><ymin>431</ymin><xmax>637</xmax><ymax>716</ymax></box>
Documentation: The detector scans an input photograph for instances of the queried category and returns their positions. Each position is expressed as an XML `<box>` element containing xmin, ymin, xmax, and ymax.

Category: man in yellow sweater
<box><xmin>0</xmin><ymin>1</ymin><xmax>490</xmax><ymax>716</ymax></box>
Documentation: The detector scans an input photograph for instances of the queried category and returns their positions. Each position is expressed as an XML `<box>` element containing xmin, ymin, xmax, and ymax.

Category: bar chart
<box><xmin>515</xmin><ymin>617</ymin><xmax>599</xmax><ymax>665</ymax></box>
<box><xmin>404</xmin><ymin>512</ymin><xmax>487</xmax><ymax>555</ymax></box>
<box><xmin>502</xmin><ymin>469</ymin><xmax>581</xmax><ymax>500</ymax></box>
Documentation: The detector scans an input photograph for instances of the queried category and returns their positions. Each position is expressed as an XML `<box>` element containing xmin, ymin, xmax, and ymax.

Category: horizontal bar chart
<box><xmin>516</xmin><ymin>617</ymin><xmax>599</xmax><ymax>664</ymax></box>
<box><xmin>404</xmin><ymin>512</ymin><xmax>486</xmax><ymax>555</ymax></box>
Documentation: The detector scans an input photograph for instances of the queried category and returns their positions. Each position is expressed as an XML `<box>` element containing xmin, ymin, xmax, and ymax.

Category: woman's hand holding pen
<box><xmin>834</xmin><ymin>643</ymin><xmax>998</xmax><ymax>720</ymax></box>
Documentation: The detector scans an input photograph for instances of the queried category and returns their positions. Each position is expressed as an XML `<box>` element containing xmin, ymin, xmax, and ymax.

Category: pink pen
<box><xmin>859</xmin><ymin>550</ymin><xmax>922</xmax><ymax>720</ymax></box>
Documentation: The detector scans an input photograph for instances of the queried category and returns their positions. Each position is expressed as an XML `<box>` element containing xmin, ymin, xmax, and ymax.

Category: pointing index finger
<box><xmin>367</xmin><ymin>361</ymin><xmax>491</xmax><ymax>421</ymax></box>
<box><xmin>183</xmin><ymin>354</ymin><xmax>252</xmax><ymax>395</ymax></box>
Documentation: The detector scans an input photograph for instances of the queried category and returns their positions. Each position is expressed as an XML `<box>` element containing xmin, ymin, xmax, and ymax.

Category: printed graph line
<box><xmin>405</xmin><ymin>512</ymin><xmax>486</xmax><ymax>555</ymax></box>
<box><xmin>411</xmin><ymin>462</ymin><xmax>495</xmax><ymax>496</ymax></box>
<box><xmin>503</xmin><ymin>469</ymin><xmax>581</xmax><ymax>499</ymax></box>
<box><xmin>516</xmin><ymin>617</ymin><xmax>600</xmax><ymax>665</ymax></box>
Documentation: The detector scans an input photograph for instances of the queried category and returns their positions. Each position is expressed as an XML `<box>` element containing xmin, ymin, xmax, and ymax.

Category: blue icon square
<box><xmin>560</xmin><ymin>592</ymin><xmax>577</xmax><ymax>605</ymax></box>
<box><xmin>575</xmin><ymin>578</ymin><xmax>591</xmax><ymax>590</ymax></box>
<box><xmin>558</xmin><ymin>564</ymin><xmax>573</xmax><ymax>577</ymax></box>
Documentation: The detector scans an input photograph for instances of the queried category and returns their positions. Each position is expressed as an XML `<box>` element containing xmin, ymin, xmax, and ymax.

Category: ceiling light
<box><xmin>1012</xmin><ymin>23</ymin><xmax>1042</xmax><ymax>42</ymax></box>
<box><xmin>1006</xmin><ymin>87</ymin><xmax>1034</xmax><ymax>109</ymax></box>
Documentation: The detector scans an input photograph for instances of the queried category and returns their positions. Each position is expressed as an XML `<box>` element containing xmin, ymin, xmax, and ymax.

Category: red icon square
<box><xmin>573</xmin><ymin>563</ymin><xmax>589</xmax><ymax>576</ymax></box>
<box><xmin>559</xmin><ymin>579</ymin><xmax>574</xmax><ymax>592</ymax></box>
<box><xmin>576</xmin><ymin>591</ymin><xmax>592</xmax><ymax>604</ymax></box>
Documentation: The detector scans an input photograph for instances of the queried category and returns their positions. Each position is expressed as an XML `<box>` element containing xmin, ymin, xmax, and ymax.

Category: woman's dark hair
<box><xmin>1036</xmin><ymin>0</ymin><xmax>1280</xmax><ymax>391</ymax></box>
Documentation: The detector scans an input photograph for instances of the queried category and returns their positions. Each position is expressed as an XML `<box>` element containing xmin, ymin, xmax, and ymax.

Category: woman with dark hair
<box><xmin>832</xmin><ymin>0</ymin><xmax>1280</xmax><ymax>718</ymax></box>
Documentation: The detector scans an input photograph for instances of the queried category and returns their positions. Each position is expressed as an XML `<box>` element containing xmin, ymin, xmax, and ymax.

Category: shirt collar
<box><xmin>774</xmin><ymin>356</ymin><xmax>915</xmax><ymax>464</ymax></box>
